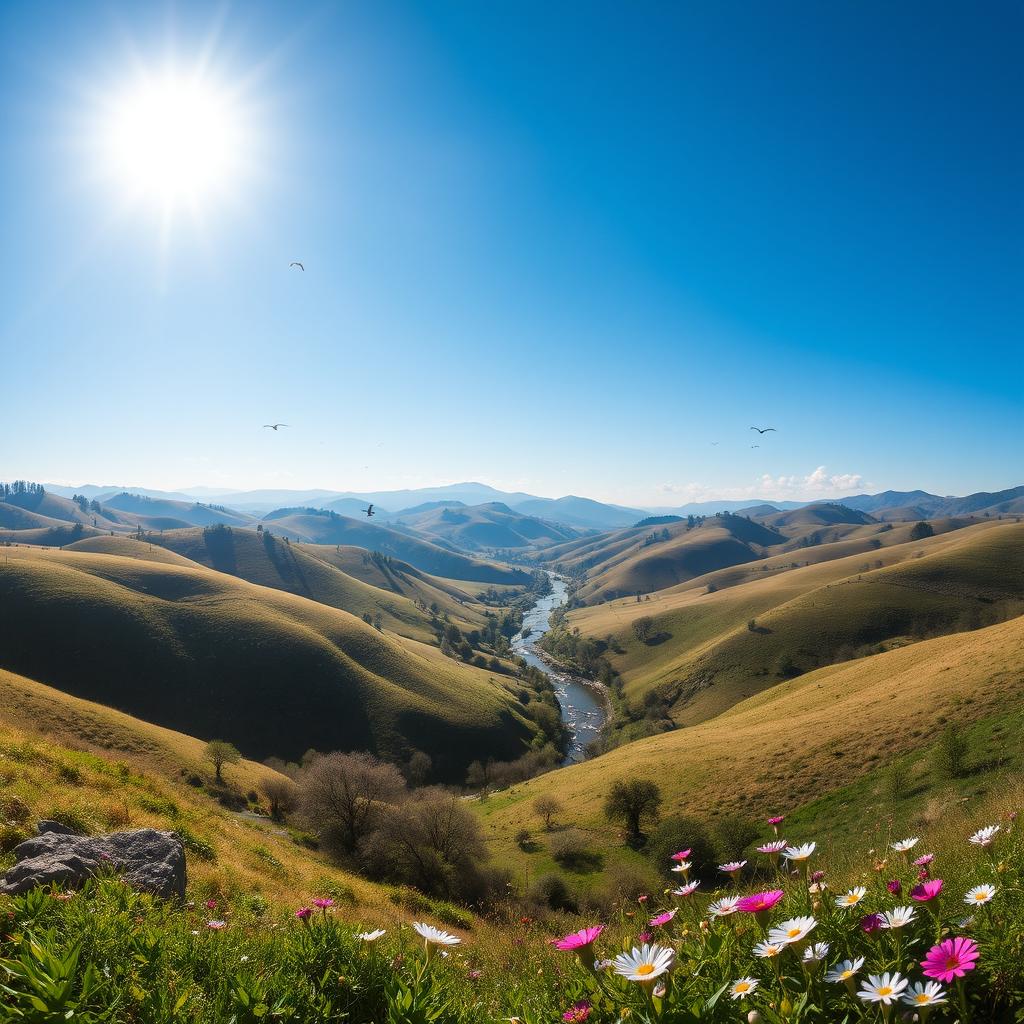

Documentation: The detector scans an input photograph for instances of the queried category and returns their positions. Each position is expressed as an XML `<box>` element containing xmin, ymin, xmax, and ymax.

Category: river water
<box><xmin>511</xmin><ymin>575</ymin><xmax>606</xmax><ymax>763</ymax></box>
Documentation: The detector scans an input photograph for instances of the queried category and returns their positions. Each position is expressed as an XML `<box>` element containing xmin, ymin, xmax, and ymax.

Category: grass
<box><xmin>391</xmin><ymin>502</ymin><xmax>579</xmax><ymax>552</ymax></box>
<box><xmin>0</xmin><ymin>548</ymin><xmax>546</xmax><ymax>781</ymax></box>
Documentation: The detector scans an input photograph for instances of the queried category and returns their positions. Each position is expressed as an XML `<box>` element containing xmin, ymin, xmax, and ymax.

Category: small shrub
<box><xmin>0</xmin><ymin>822</ymin><xmax>31</xmax><ymax>853</ymax></box>
<box><xmin>646</xmin><ymin>815</ymin><xmax>717</xmax><ymax>882</ymax></box>
<box><xmin>933</xmin><ymin>724</ymin><xmax>969</xmax><ymax>780</ymax></box>
<box><xmin>516</xmin><ymin>828</ymin><xmax>533</xmax><ymax>850</ymax></box>
<box><xmin>549</xmin><ymin>830</ymin><xmax>602</xmax><ymax>872</ymax></box>
<box><xmin>0</xmin><ymin>795</ymin><xmax>31</xmax><ymax>824</ymax></box>
<box><xmin>56</xmin><ymin>763</ymin><xmax>83</xmax><ymax>785</ymax></box>
<box><xmin>43</xmin><ymin>806</ymin><xmax>97</xmax><ymax>836</ymax></box>
<box><xmin>175</xmin><ymin>825</ymin><xmax>217</xmax><ymax>862</ymax></box>
<box><xmin>531</xmin><ymin>872</ymin><xmax>577</xmax><ymax>912</ymax></box>
<box><xmin>713</xmin><ymin>814</ymin><xmax>759</xmax><ymax>862</ymax></box>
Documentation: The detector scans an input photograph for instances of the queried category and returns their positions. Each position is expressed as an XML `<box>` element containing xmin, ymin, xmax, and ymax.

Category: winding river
<box><xmin>511</xmin><ymin>575</ymin><xmax>607</xmax><ymax>763</ymax></box>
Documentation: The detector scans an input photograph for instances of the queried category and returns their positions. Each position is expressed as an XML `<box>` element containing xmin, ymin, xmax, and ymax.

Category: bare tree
<box><xmin>260</xmin><ymin>775</ymin><xmax>298</xmax><ymax>820</ymax></box>
<box><xmin>533</xmin><ymin>794</ymin><xmax>562</xmax><ymax>831</ymax></box>
<box><xmin>299</xmin><ymin>751</ymin><xmax>406</xmax><ymax>854</ymax></box>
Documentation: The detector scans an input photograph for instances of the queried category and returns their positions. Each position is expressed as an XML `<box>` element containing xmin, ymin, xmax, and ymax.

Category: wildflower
<box><xmin>207</xmin><ymin>920</ymin><xmax>226</xmax><ymax>930</ymax></box>
<box><xmin>610</xmin><ymin>943</ymin><xmax>676</xmax><ymax>985</ymax></box>
<box><xmin>768</xmin><ymin>915</ymin><xmax>816</xmax><ymax>946</ymax></box>
<box><xmin>594</xmin><ymin>958</ymin><xmax>613</xmax><ymax>972</ymax></box>
<box><xmin>636</xmin><ymin>931</ymin><xmax>653</xmax><ymax>943</ymax></box>
<box><xmin>969</xmin><ymin>824</ymin><xmax>1000</xmax><ymax>848</ymax></box>
<box><xmin>914</xmin><ymin>852</ymin><xmax>935</xmax><ymax>868</ymax></box>
<box><xmin>825</xmin><ymin>957</ymin><xmax>865</xmax><ymax>985</ymax></box>
<box><xmin>880</xmin><ymin>906</ymin><xmax>916</xmax><ymax>929</ymax></box>
<box><xmin>911</xmin><ymin>879</ymin><xmax>943</xmax><ymax>902</ymax></box>
<box><xmin>858</xmin><ymin>972</ymin><xmax>908</xmax><ymax>1006</ymax></box>
<box><xmin>671</xmin><ymin>880</ymin><xmax>700</xmax><ymax>898</ymax></box>
<box><xmin>239</xmin><ymin>955</ymin><xmax>249</xmax><ymax>963</ymax></box>
<box><xmin>737</xmin><ymin>889</ymin><xmax>785</xmax><ymax>915</ymax></box>
<box><xmin>756</xmin><ymin>840</ymin><xmax>787</xmax><ymax>855</ymax></box>
<box><xmin>295</xmin><ymin>907</ymin><xmax>313</xmax><ymax>921</ymax></box>
<box><xmin>358</xmin><ymin>929</ymin><xmax>386</xmax><ymax>942</ymax></box>
<box><xmin>890</xmin><ymin>837</ymin><xmax>919</xmax><ymax>853</ymax></box>
<box><xmin>670</xmin><ymin>849</ymin><xmax>692</xmax><ymax>862</ymax></box>
<box><xmin>836</xmin><ymin>886</ymin><xmax>867</xmax><ymax>908</ymax></box>
<box><xmin>649</xmin><ymin>909</ymin><xmax>676</xmax><ymax>927</ymax></box>
<box><xmin>562</xmin><ymin>1000</ymin><xmax>592</xmax><ymax>1024</ymax></box>
<box><xmin>51</xmin><ymin>891</ymin><xmax>75</xmax><ymax>902</ymax></box>
<box><xmin>313</xmin><ymin>897</ymin><xmax>335</xmax><ymax>910</ymax></box>
<box><xmin>206</xmin><ymin>899</ymin><xmax>218</xmax><ymax>910</ymax></box>
<box><xmin>553</xmin><ymin>925</ymin><xmax>604</xmax><ymax>966</ymax></box>
<box><xmin>719</xmin><ymin>860</ymin><xmax>747</xmax><ymax>880</ymax></box>
<box><xmin>767</xmin><ymin>815</ymin><xmax>785</xmax><ymax>835</ymax></box>
<box><xmin>708</xmin><ymin>896</ymin><xmax>740</xmax><ymax>917</ymax></box>
<box><xmin>468</xmin><ymin>970</ymin><xmax>482</xmax><ymax>981</ymax></box>
<box><xmin>886</xmin><ymin>879</ymin><xmax>902</xmax><ymax>895</ymax></box>
<box><xmin>964</xmin><ymin>884</ymin><xmax>996</xmax><ymax>905</ymax></box>
<box><xmin>859</xmin><ymin>913</ymin><xmax>884</xmax><ymax>934</ymax></box>
<box><xmin>921</xmin><ymin>936</ymin><xmax>979</xmax><ymax>982</ymax></box>
<box><xmin>902</xmin><ymin>981</ymin><xmax>947</xmax><ymax>1012</ymax></box>
<box><xmin>782</xmin><ymin>843</ymin><xmax>815</xmax><ymax>871</ymax></box>
<box><xmin>802</xmin><ymin>942</ymin><xmax>830</xmax><ymax>965</ymax></box>
<box><xmin>753</xmin><ymin>940</ymin><xmax>785</xmax><ymax>959</ymax></box>
<box><xmin>637</xmin><ymin>894</ymin><xmax>648</xmax><ymax>903</ymax></box>
<box><xmin>670</xmin><ymin>861</ymin><xmax>693</xmax><ymax>878</ymax></box>
<box><xmin>809</xmin><ymin>869</ymin><xmax>825</xmax><ymax>884</ymax></box>
<box><xmin>414</xmin><ymin>922</ymin><xmax>460</xmax><ymax>948</ymax></box>
<box><xmin>729</xmin><ymin>977</ymin><xmax>759</xmax><ymax>1000</ymax></box>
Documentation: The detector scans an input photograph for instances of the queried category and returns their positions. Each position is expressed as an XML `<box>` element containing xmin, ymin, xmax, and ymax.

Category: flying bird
<box><xmin>289</xmin><ymin>262</ymin><xmax>304</xmax><ymax>271</ymax></box>
<box><xmin>751</xmin><ymin>444</ymin><xmax>760</xmax><ymax>448</ymax></box>
<box><xmin>710</xmin><ymin>441</ymin><xmax>720</xmax><ymax>446</ymax></box>
<box><xmin>750</xmin><ymin>426</ymin><xmax>777</xmax><ymax>434</ymax></box>
<box><xmin>362</xmin><ymin>504</ymin><xmax>375</xmax><ymax>517</ymax></box>
<box><xmin>263</xmin><ymin>423</ymin><xmax>289</xmax><ymax>430</ymax></box>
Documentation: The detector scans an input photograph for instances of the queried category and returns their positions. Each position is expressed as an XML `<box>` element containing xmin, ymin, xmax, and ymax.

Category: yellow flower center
<box><xmin>974</xmin><ymin>893</ymin><xmax>985</xmax><ymax>901</ymax></box>
<box><xmin>878</xmin><ymin>987</ymin><xmax>893</xmax><ymax>997</ymax></box>
<box><xmin>636</xmin><ymin>964</ymin><xmax>656</xmax><ymax>976</ymax></box>
<box><xmin>916</xmin><ymin>995</ymin><xmax>930</xmax><ymax>1004</ymax></box>
<box><xmin>787</xmin><ymin>928</ymin><xmax>801</xmax><ymax>937</ymax></box>
<box><xmin>841</xmin><ymin>971</ymin><xmax>853</xmax><ymax>980</ymax></box>
<box><xmin>735</xmin><ymin>983</ymin><xmax>750</xmax><ymax>993</ymax></box>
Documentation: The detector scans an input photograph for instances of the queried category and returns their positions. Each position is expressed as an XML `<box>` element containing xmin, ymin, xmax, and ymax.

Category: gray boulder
<box><xmin>0</xmin><ymin>824</ymin><xmax>186</xmax><ymax>898</ymax></box>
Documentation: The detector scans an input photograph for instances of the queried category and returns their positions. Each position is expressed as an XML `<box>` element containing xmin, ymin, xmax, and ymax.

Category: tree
<box><xmin>533</xmin><ymin>794</ymin><xmax>562</xmax><ymax>831</ymax></box>
<box><xmin>933</xmin><ymin>724</ymin><xmax>969</xmax><ymax>780</ymax></box>
<box><xmin>910</xmin><ymin>521</ymin><xmax>935</xmax><ymax>541</ymax></box>
<box><xmin>260</xmin><ymin>775</ymin><xmax>298</xmax><ymax>820</ymax></box>
<box><xmin>204</xmin><ymin>740</ymin><xmax>241</xmax><ymax>783</ymax></box>
<box><xmin>633</xmin><ymin>616</ymin><xmax>654</xmax><ymax>643</ymax></box>
<box><xmin>604</xmin><ymin>779</ymin><xmax>662</xmax><ymax>844</ymax></box>
<box><xmin>298</xmin><ymin>751</ymin><xmax>406</xmax><ymax>855</ymax></box>
<box><xmin>406</xmin><ymin>750</ymin><xmax>433</xmax><ymax>787</ymax></box>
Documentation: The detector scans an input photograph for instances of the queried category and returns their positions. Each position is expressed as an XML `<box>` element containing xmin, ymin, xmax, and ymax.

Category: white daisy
<box><xmin>729</xmin><ymin>977</ymin><xmax>759</xmax><ymax>1000</ymax></box>
<box><xmin>670</xmin><ymin>860</ymin><xmax>693</xmax><ymax>874</ymax></box>
<box><xmin>719</xmin><ymin>860</ymin><xmax>747</xmax><ymax>874</ymax></box>
<box><xmin>825</xmin><ymin>957</ymin><xmax>865</xmax><ymax>984</ymax></box>
<box><xmin>880</xmin><ymin>906</ymin><xmax>916</xmax><ymax>930</ymax></box>
<box><xmin>835</xmin><ymin>885</ymin><xmax>867</xmax><ymax>908</ymax></box>
<box><xmin>890</xmin><ymin>837</ymin><xmax>920</xmax><ymax>853</ymax></box>
<box><xmin>756</xmin><ymin>840</ymin><xmax>787</xmax><ymax>854</ymax></box>
<box><xmin>358</xmin><ymin>929</ymin><xmax>387</xmax><ymax>942</ymax></box>
<box><xmin>802</xmin><ymin>942</ymin><xmax>830</xmax><ymax>965</ymax></box>
<box><xmin>964</xmin><ymin>883</ymin><xmax>996</xmax><ymax>906</ymax></box>
<box><xmin>412</xmin><ymin>922</ymin><xmax>461</xmax><ymax>947</ymax></box>
<box><xmin>610</xmin><ymin>943</ymin><xmax>676</xmax><ymax>984</ymax></box>
<box><xmin>782</xmin><ymin>842</ymin><xmax>816</xmax><ymax>862</ymax></box>
<box><xmin>671</xmin><ymin>880</ymin><xmax>700</xmax><ymax>897</ymax></box>
<box><xmin>902</xmin><ymin>981</ymin><xmax>947</xmax><ymax>1008</ymax></box>
<box><xmin>858</xmin><ymin>972</ymin><xmax>908</xmax><ymax>1005</ymax></box>
<box><xmin>753</xmin><ymin>940</ymin><xmax>785</xmax><ymax>959</ymax></box>
<box><xmin>707</xmin><ymin>895</ymin><xmax>740</xmax><ymax>917</ymax></box>
<box><xmin>969</xmin><ymin>824</ymin><xmax>1000</xmax><ymax>847</ymax></box>
<box><xmin>768</xmin><ymin>915</ymin><xmax>817</xmax><ymax>946</ymax></box>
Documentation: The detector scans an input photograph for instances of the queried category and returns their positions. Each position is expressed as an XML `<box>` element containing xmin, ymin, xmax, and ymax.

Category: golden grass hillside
<box><xmin>479</xmin><ymin>612</ymin><xmax>1024</xmax><ymax>874</ymax></box>
<box><xmin>0</xmin><ymin>547</ymin><xmax>546</xmax><ymax>780</ymax></box>
<box><xmin>566</xmin><ymin>521</ymin><xmax>1024</xmax><ymax>722</ymax></box>
<box><xmin>391</xmin><ymin>502</ymin><xmax>578</xmax><ymax>552</ymax></box>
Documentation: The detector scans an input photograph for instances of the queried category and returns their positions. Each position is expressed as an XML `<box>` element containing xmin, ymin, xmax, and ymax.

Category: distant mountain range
<box><xmin>42</xmin><ymin>481</ymin><xmax>1024</xmax><ymax>531</ymax></box>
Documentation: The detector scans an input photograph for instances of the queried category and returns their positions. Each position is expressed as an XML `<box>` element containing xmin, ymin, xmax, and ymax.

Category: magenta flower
<box><xmin>767</xmin><ymin>816</ymin><xmax>785</xmax><ymax>825</ymax></box>
<box><xmin>859</xmin><ymin>913</ymin><xmax>884</xmax><ymax>935</ymax></box>
<box><xmin>468</xmin><ymin>969</ymin><xmax>482</xmax><ymax>981</ymax></box>
<box><xmin>670</xmin><ymin>849</ymin><xmax>692</xmax><ymax>862</ymax></box>
<box><xmin>554</xmin><ymin>925</ymin><xmax>604</xmax><ymax>955</ymax></box>
<box><xmin>637</xmin><ymin>894</ymin><xmax>649</xmax><ymax>903</ymax></box>
<box><xmin>911</xmin><ymin>878</ymin><xmax>944</xmax><ymax>902</ymax></box>
<box><xmin>736</xmin><ymin>890</ymin><xmax>785</xmax><ymax>917</ymax></box>
<box><xmin>922</xmin><ymin>936</ymin><xmax>979</xmax><ymax>982</ymax></box>
<box><xmin>649</xmin><ymin>909</ymin><xmax>676</xmax><ymax>927</ymax></box>
<box><xmin>887</xmin><ymin>879</ymin><xmax>902</xmax><ymax>895</ymax></box>
<box><xmin>313</xmin><ymin>897</ymin><xmax>334</xmax><ymax>910</ymax></box>
<box><xmin>809</xmin><ymin>870</ymin><xmax>825</xmax><ymax>884</ymax></box>
<box><xmin>563</xmin><ymin>1000</ymin><xmax>592</xmax><ymax>1024</ymax></box>
<box><xmin>914</xmin><ymin>853</ymin><xmax>935</xmax><ymax>867</ymax></box>
<box><xmin>637</xmin><ymin>931</ymin><xmax>653</xmax><ymax>943</ymax></box>
<box><xmin>295</xmin><ymin>907</ymin><xmax>313</xmax><ymax>921</ymax></box>
<box><xmin>205</xmin><ymin>899</ymin><xmax>218</xmax><ymax>910</ymax></box>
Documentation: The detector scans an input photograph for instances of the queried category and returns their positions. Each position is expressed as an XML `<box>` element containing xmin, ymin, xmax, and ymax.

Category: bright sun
<box><xmin>100</xmin><ymin>69</ymin><xmax>245</xmax><ymax>213</ymax></box>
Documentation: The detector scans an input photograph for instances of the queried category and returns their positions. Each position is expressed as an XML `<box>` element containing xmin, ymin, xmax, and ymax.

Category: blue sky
<box><xmin>0</xmin><ymin>1</ymin><xmax>1020</xmax><ymax>506</ymax></box>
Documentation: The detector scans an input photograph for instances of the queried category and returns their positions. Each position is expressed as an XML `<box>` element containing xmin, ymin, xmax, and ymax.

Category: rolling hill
<box><xmin>390</xmin><ymin>502</ymin><xmax>579</xmax><ymax>552</ymax></box>
<box><xmin>0</xmin><ymin>547</ymin><xmax>548</xmax><ymax>780</ymax></box>
<box><xmin>99</xmin><ymin>492</ymin><xmax>259</xmax><ymax>528</ymax></box>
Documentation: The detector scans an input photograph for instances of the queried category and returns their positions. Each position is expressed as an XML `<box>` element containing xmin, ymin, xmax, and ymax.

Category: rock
<box><xmin>0</xmin><ymin>824</ymin><xmax>186</xmax><ymax>898</ymax></box>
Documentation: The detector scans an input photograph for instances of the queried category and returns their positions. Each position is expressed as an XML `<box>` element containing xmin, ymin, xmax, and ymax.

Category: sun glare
<box><xmin>99</xmin><ymin>68</ymin><xmax>245</xmax><ymax>215</ymax></box>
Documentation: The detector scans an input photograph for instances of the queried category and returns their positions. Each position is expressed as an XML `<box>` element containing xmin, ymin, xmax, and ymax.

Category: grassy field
<box><xmin>564</xmin><ymin>521</ymin><xmax>1023</xmax><ymax>723</ymax></box>
<box><xmin>478</xmin><ymin>612</ymin><xmax>1024</xmax><ymax>885</ymax></box>
<box><xmin>0</xmin><ymin>547</ymin><xmax>547</xmax><ymax>780</ymax></box>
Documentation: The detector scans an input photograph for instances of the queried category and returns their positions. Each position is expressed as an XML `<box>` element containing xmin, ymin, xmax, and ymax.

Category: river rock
<box><xmin>0</xmin><ymin>824</ymin><xmax>186</xmax><ymax>898</ymax></box>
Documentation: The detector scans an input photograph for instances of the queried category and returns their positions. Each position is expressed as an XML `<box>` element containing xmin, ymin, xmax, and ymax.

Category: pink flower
<box><xmin>637</xmin><ymin>931</ymin><xmax>653</xmax><ymax>943</ymax></box>
<box><xmin>563</xmin><ymin>1001</ymin><xmax>592</xmax><ymax>1024</ymax></box>
<box><xmin>649</xmin><ymin>909</ymin><xmax>676</xmax><ymax>927</ymax></box>
<box><xmin>736</xmin><ymin>890</ymin><xmax>785</xmax><ymax>914</ymax></box>
<box><xmin>922</xmin><ymin>936</ymin><xmax>979</xmax><ymax>982</ymax></box>
<box><xmin>911</xmin><ymin>879</ymin><xmax>944</xmax><ymax>902</ymax></box>
<box><xmin>767</xmin><ymin>816</ymin><xmax>785</xmax><ymax>825</ymax></box>
<box><xmin>468</xmin><ymin>969</ymin><xmax>482</xmax><ymax>981</ymax></box>
<box><xmin>887</xmin><ymin>879</ymin><xmax>902</xmax><ymax>895</ymax></box>
<box><xmin>637</xmin><ymin>894</ymin><xmax>649</xmax><ymax>903</ymax></box>
<box><xmin>859</xmin><ymin>913</ymin><xmax>884</xmax><ymax>934</ymax></box>
<box><xmin>914</xmin><ymin>853</ymin><xmax>935</xmax><ymax>867</ymax></box>
<box><xmin>206</xmin><ymin>920</ymin><xmax>226</xmax><ymax>930</ymax></box>
<box><xmin>295</xmin><ymin>907</ymin><xmax>313</xmax><ymax>921</ymax></box>
<box><xmin>810</xmin><ymin>870</ymin><xmax>825</xmax><ymax>884</ymax></box>
<box><xmin>670</xmin><ymin>849</ymin><xmax>692</xmax><ymax>862</ymax></box>
<box><xmin>205</xmin><ymin>899</ymin><xmax>218</xmax><ymax>910</ymax></box>
<box><xmin>553</xmin><ymin>925</ymin><xmax>604</xmax><ymax>953</ymax></box>
<box><xmin>757</xmin><ymin>840</ymin><xmax>787</xmax><ymax>855</ymax></box>
<box><xmin>313</xmin><ymin>897</ymin><xmax>334</xmax><ymax>909</ymax></box>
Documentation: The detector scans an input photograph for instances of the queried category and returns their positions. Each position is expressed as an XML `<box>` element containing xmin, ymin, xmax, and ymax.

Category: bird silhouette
<box><xmin>750</xmin><ymin>426</ymin><xmax>777</xmax><ymax>434</ymax></box>
<box><xmin>289</xmin><ymin>262</ymin><xmax>304</xmax><ymax>271</ymax></box>
<box><xmin>362</xmin><ymin>504</ymin><xmax>375</xmax><ymax>517</ymax></box>
<box><xmin>710</xmin><ymin>441</ymin><xmax>720</xmax><ymax>446</ymax></box>
<box><xmin>751</xmin><ymin>444</ymin><xmax>760</xmax><ymax>448</ymax></box>
<box><xmin>263</xmin><ymin>423</ymin><xmax>289</xmax><ymax>431</ymax></box>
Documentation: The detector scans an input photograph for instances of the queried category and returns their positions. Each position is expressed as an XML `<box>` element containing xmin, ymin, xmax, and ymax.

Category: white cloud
<box><xmin>656</xmin><ymin>466</ymin><xmax>867</xmax><ymax>504</ymax></box>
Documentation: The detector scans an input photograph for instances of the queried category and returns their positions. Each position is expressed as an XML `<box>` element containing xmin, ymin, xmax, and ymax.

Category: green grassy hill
<box><xmin>391</xmin><ymin>502</ymin><xmax>579</xmax><ymax>551</ymax></box>
<box><xmin>0</xmin><ymin>547</ymin><xmax>547</xmax><ymax>780</ymax></box>
<box><xmin>261</xmin><ymin>510</ymin><xmax>531</xmax><ymax>584</ymax></box>
<box><xmin>100</xmin><ymin>492</ymin><xmax>259</xmax><ymax>528</ymax></box>
<box><xmin>566</xmin><ymin>521</ymin><xmax>1024</xmax><ymax>725</ymax></box>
